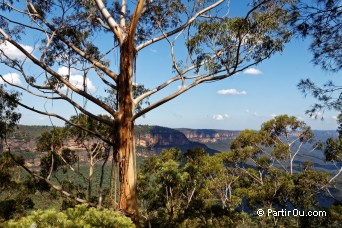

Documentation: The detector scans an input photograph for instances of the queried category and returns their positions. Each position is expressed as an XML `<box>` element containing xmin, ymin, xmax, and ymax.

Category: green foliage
<box><xmin>324</xmin><ymin>112</ymin><xmax>342</xmax><ymax>163</ymax></box>
<box><xmin>36</xmin><ymin>128</ymin><xmax>66</xmax><ymax>152</ymax></box>
<box><xmin>0</xmin><ymin>152</ymin><xmax>24</xmax><ymax>191</ymax></box>
<box><xmin>103</xmin><ymin>85</ymin><xmax>150</xmax><ymax>114</ymax></box>
<box><xmin>0</xmin><ymin>152</ymin><xmax>34</xmax><ymax>222</ymax></box>
<box><xmin>0</xmin><ymin>196</ymin><xmax>34</xmax><ymax>222</ymax></box>
<box><xmin>40</xmin><ymin>148</ymin><xmax>77</xmax><ymax>178</ymax></box>
<box><xmin>138</xmin><ymin>115</ymin><xmax>341</xmax><ymax>227</ymax></box>
<box><xmin>0</xmin><ymin>86</ymin><xmax>21</xmax><ymax>143</ymax></box>
<box><xmin>297</xmin><ymin>79</ymin><xmax>342</xmax><ymax>116</ymax></box>
<box><xmin>290</xmin><ymin>0</ymin><xmax>341</xmax><ymax>72</ymax></box>
<box><xmin>186</xmin><ymin>1</ymin><xmax>292</xmax><ymax>74</ymax></box>
<box><xmin>6</xmin><ymin>204</ymin><xmax>134</xmax><ymax>228</ymax></box>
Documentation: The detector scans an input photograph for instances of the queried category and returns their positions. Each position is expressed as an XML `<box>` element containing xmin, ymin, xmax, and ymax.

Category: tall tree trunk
<box><xmin>117</xmin><ymin>39</ymin><xmax>139</xmax><ymax>223</ymax></box>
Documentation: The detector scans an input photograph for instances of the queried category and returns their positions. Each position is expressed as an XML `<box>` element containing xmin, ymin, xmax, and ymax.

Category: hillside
<box><xmin>7</xmin><ymin>125</ymin><xmax>338</xmax><ymax>155</ymax></box>
<box><xmin>177</xmin><ymin>128</ymin><xmax>241</xmax><ymax>151</ymax></box>
<box><xmin>5</xmin><ymin>125</ymin><xmax>341</xmax><ymax>200</ymax></box>
<box><xmin>7</xmin><ymin>125</ymin><xmax>217</xmax><ymax>155</ymax></box>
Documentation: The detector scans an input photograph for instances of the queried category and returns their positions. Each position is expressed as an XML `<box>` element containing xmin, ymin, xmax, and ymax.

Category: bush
<box><xmin>6</xmin><ymin>204</ymin><xmax>134</xmax><ymax>228</ymax></box>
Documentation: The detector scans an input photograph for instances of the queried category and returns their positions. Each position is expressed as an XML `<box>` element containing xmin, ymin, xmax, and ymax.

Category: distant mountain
<box><xmin>6</xmin><ymin>125</ymin><xmax>341</xmax><ymax>202</ymax></box>
<box><xmin>177</xmin><ymin>128</ymin><xmax>241</xmax><ymax>152</ymax></box>
<box><xmin>7</xmin><ymin>125</ymin><xmax>217</xmax><ymax>155</ymax></box>
<box><xmin>135</xmin><ymin>125</ymin><xmax>217</xmax><ymax>155</ymax></box>
<box><xmin>8</xmin><ymin>125</ymin><xmax>338</xmax><ymax>155</ymax></box>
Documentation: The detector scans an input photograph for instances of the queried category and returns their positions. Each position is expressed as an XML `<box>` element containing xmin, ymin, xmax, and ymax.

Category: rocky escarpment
<box><xmin>176</xmin><ymin>128</ymin><xmax>241</xmax><ymax>151</ymax></box>
<box><xmin>6</xmin><ymin>125</ymin><xmax>338</xmax><ymax>157</ymax></box>
<box><xmin>135</xmin><ymin>126</ymin><xmax>217</xmax><ymax>155</ymax></box>
<box><xmin>6</xmin><ymin>125</ymin><xmax>217</xmax><ymax>157</ymax></box>
<box><xmin>177</xmin><ymin>129</ymin><xmax>240</xmax><ymax>143</ymax></box>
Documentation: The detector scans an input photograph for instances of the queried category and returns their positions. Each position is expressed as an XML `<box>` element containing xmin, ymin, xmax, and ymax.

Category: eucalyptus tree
<box><xmin>230</xmin><ymin>115</ymin><xmax>316</xmax><ymax>176</ymax></box>
<box><xmin>66</xmin><ymin>114</ymin><xmax>112</xmax><ymax>205</ymax></box>
<box><xmin>0</xmin><ymin>0</ymin><xmax>294</xmax><ymax>220</ymax></box>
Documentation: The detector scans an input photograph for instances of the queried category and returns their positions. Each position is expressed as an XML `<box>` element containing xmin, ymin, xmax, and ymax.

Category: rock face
<box><xmin>135</xmin><ymin>126</ymin><xmax>217</xmax><ymax>155</ymax></box>
<box><xmin>6</xmin><ymin>125</ymin><xmax>338</xmax><ymax>157</ymax></box>
<box><xmin>6</xmin><ymin>125</ymin><xmax>217</xmax><ymax>156</ymax></box>
<box><xmin>177</xmin><ymin>129</ymin><xmax>241</xmax><ymax>143</ymax></box>
<box><xmin>5</xmin><ymin>138</ymin><xmax>37</xmax><ymax>152</ymax></box>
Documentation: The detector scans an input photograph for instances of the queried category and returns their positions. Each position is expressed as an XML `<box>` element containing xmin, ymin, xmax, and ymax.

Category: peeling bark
<box><xmin>117</xmin><ymin>39</ymin><xmax>139</xmax><ymax>223</ymax></box>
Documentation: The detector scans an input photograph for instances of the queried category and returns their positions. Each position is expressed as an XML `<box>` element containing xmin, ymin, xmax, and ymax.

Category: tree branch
<box><xmin>128</xmin><ymin>0</ymin><xmax>146</xmax><ymax>44</ymax></box>
<box><xmin>136</xmin><ymin>0</ymin><xmax>224</xmax><ymax>51</ymax></box>
<box><xmin>27</xmin><ymin>2</ymin><xmax>119</xmax><ymax>82</ymax></box>
<box><xmin>0</xmin><ymin>28</ymin><xmax>116</xmax><ymax>117</ymax></box>
<box><xmin>94</xmin><ymin>0</ymin><xmax>123</xmax><ymax>44</ymax></box>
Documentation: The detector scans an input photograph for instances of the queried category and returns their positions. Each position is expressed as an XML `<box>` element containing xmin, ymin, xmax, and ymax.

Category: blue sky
<box><xmin>0</xmin><ymin>1</ymin><xmax>341</xmax><ymax>131</ymax></box>
<box><xmin>133</xmin><ymin>36</ymin><xmax>341</xmax><ymax>130</ymax></box>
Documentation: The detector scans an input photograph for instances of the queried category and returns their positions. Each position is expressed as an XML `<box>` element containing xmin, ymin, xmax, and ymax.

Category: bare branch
<box><xmin>134</xmin><ymin>53</ymin><xmax>271</xmax><ymax>120</ymax></box>
<box><xmin>27</xmin><ymin>2</ymin><xmax>118</xmax><ymax>82</ymax></box>
<box><xmin>120</xmin><ymin>0</ymin><xmax>127</xmax><ymax>28</ymax></box>
<box><xmin>1</xmin><ymin>88</ymin><xmax>112</xmax><ymax>145</ymax></box>
<box><xmin>7</xmin><ymin>148</ymin><xmax>94</xmax><ymax>206</ymax></box>
<box><xmin>95</xmin><ymin>0</ymin><xmax>123</xmax><ymax>44</ymax></box>
<box><xmin>0</xmin><ymin>28</ymin><xmax>116</xmax><ymax>117</ymax></box>
<box><xmin>128</xmin><ymin>0</ymin><xmax>146</xmax><ymax>44</ymax></box>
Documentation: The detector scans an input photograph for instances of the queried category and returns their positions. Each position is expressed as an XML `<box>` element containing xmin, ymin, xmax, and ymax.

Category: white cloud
<box><xmin>150</xmin><ymin>49</ymin><xmax>157</xmax><ymax>53</ymax></box>
<box><xmin>253</xmin><ymin>112</ymin><xmax>258</xmax><ymax>117</ymax></box>
<box><xmin>297</xmin><ymin>116</ymin><xmax>304</xmax><ymax>121</ymax></box>
<box><xmin>243</xmin><ymin>68</ymin><xmax>262</xmax><ymax>75</ymax></box>
<box><xmin>246</xmin><ymin>109</ymin><xmax>250</xmax><ymax>113</ymax></box>
<box><xmin>57</xmin><ymin>66</ymin><xmax>82</xmax><ymax>76</ymax></box>
<box><xmin>0</xmin><ymin>41</ymin><xmax>34</xmax><ymax>60</ymax></box>
<box><xmin>332</xmin><ymin>116</ymin><xmax>338</xmax><ymax>120</ymax></box>
<box><xmin>58</xmin><ymin>66</ymin><xmax>70</xmax><ymax>76</ymax></box>
<box><xmin>271</xmin><ymin>114</ymin><xmax>277</xmax><ymax>118</ymax></box>
<box><xmin>68</xmin><ymin>75</ymin><xmax>96</xmax><ymax>92</ymax></box>
<box><xmin>177</xmin><ymin>85</ymin><xmax>187</xmax><ymax>90</ymax></box>
<box><xmin>57</xmin><ymin>67</ymin><xmax>96</xmax><ymax>93</ymax></box>
<box><xmin>217</xmin><ymin>89</ymin><xmax>247</xmax><ymax>95</ymax></box>
<box><xmin>0</xmin><ymin>73</ymin><xmax>22</xmax><ymax>85</ymax></box>
<box><xmin>213</xmin><ymin>114</ymin><xmax>229</xmax><ymax>121</ymax></box>
<box><xmin>213</xmin><ymin>114</ymin><xmax>224</xmax><ymax>120</ymax></box>
<box><xmin>310</xmin><ymin>112</ymin><xmax>323</xmax><ymax>119</ymax></box>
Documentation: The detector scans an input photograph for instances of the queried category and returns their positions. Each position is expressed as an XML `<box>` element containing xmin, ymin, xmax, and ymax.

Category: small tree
<box><xmin>231</xmin><ymin>115</ymin><xmax>316</xmax><ymax>175</ymax></box>
<box><xmin>323</xmin><ymin>113</ymin><xmax>342</xmax><ymax>187</ymax></box>
<box><xmin>66</xmin><ymin>114</ymin><xmax>112</xmax><ymax>205</ymax></box>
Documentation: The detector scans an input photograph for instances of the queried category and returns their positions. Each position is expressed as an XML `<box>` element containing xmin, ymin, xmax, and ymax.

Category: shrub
<box><xmin>6</xmin><ymin>204</ymin><xmax>134</xmax><ymax>228</ymax></box>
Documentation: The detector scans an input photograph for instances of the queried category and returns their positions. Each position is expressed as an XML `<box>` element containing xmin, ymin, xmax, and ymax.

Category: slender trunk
<box><xmin>117</xmin><ymin>39</ymin><xmax>139</xmax><ymax>223</ymax></box>
<box><xmin>88</xmin><ymin>158</ymin><xmax>94</xmax><ymax>202</ymax></box>
<box><xmin>109</xmin><ymin>154</ymin><xmax>118</xmax><ymax>209</ymax></box>
<box><xmin>98</xmin><ymin>145</ymin><xmax>110</xmax><ymax>206</ymax></box>
<box><xmin>0</xmin><ymin>139</ymin><xmax>3</xmax><ymax>153</ymax></box>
